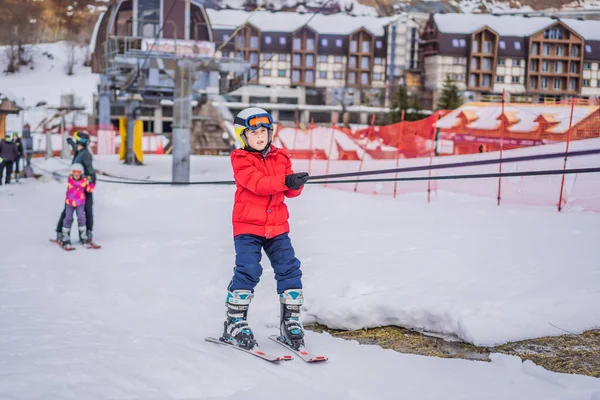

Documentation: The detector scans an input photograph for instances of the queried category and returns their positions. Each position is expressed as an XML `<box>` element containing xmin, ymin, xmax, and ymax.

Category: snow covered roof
<box><xmin>436</xmin><ymin>102</ymin><xmax>600</xmax><ymax>134</ymax></box>
<box><xmin>433</xmin><ymin>13</ymin><xmax>600</xmax><ymax>40</ymax></box>
<box><xmin>206</xmin><ymin>9</ymin><xmax>395</xmax><ymax>36</ymax></box>
<box><xmin>562</xmin><ymin>19</ymin><xmax>600</xmax><ymax>41</ymax></box>
<box><xmin>0</xmin><ymin>92</ymin><xmax>23</xmax><ymax>113</ymax></box>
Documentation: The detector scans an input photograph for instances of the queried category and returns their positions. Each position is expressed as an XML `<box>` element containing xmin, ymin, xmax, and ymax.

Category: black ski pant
<box><xmin>57</xmin><ymin>191</ymin><xmax>94</xmax><ymax>233</ymax></box>
<box><xmin>0</xmin><ymin>160</ymin><xmax>14</xmax><ymax>184</ymax></box>
<box><xmin>14</xmin><ymin>157</ymin><xmax>21</xmax><ymax>175</ymax></box>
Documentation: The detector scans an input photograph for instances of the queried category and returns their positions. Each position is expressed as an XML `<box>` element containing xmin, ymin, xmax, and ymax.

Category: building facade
<box><xmin>421</xmin><ymin>14</ymin><xmax>600</xmax><ymax>107</ymax></box>
<box><xmin>207</xmin><ymin>9</ymin><xmax>420</xmax><ymax>108</ymax></box>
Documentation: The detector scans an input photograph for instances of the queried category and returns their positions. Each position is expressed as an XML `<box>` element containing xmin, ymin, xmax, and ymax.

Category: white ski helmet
<box><xmin>233</xmin><ymin>107</ymin><xmax>274</xmax><ymax>149</ymax></box>
<box><xmin>71</xmin><ymin>163</ymin><xmax>84</xmax><ymax>173</ymax></box>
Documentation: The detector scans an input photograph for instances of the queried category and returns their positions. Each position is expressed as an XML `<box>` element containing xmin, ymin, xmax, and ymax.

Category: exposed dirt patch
<box><xmin>307</xmin><ymin>324</ymin><xmax>600</xmax><ymax>378</ymax></box>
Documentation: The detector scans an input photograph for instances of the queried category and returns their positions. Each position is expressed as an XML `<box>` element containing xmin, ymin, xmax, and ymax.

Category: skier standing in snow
<box><xmin>0</xmin><ymin>134</ymin><xmax>19</xmax><ymax>185</ymax></box>
<box><xmin>221</xmin><ymin>107</ymin><xmax>310</xmax><ymax>351</ymax></box>
<box><xmin>55</xmin><ymin>131</ymin><xmax>97</xmax><ymax>244</ymax></box>
<box><xmin>12</xmin><ymin>132</ymin><xmax>23</xmax><ymax>182</ymax></box>
<box><xmin>59</xmin><ymin>163</ymin><xmax>93</xmax><ymax>248</ymax></box>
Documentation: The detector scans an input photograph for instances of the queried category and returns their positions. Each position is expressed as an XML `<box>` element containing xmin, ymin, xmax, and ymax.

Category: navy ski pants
<box><xmin>228</xmin><ymin>233</ymin><xmax>302</xmax><ymax>294</ymax></box>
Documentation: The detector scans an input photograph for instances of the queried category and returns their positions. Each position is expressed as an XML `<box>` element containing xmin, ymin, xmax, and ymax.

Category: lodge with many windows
<box><xmin>206</xmin><ymin>9</ymin><xmax>421</xmax><ymax>107</ymax></box>
<box><xmin>420</xmin><ymin>13</ymin><xmax>600</xmax><ymax>106</ymax></box>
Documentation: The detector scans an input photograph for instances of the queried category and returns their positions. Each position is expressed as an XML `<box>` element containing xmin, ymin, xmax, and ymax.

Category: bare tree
<box><xmin>64</xmin><ymin>41</ymin><xmax>77</xmax><ymax>75</ymax></box>
<box><xmin>0</xmin><ymin>0</ymin><xmax>43</xmax><ymax>73</ymax></box>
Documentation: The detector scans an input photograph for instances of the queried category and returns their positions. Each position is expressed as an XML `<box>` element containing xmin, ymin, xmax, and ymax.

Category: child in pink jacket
<box><xmin>60</xmin><ymin>163</ymin><xmax>94</xmax><ymax>247</ymax></box>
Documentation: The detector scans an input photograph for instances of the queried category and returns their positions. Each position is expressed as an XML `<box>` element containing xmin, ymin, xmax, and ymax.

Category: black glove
<box><xmin>285</xmin><ymin>172</ymin><xmax>309</xmax><ymax>190</ymax></box>
<box><xmin>66</xmin><ymin>137</ymin><xmax>74</xmax><ymax>146</ymax></box>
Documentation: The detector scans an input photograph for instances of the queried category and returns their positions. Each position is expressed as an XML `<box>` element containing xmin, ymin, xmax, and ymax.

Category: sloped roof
<box><xmin>536</xmin><ymin>113</ymin><xmax>559</xmax><ymax>124</ymax></box>
<box><xmin>498</xmin><ymin>111</ymin><xmax>520</xmax><ymax>125</ymax></box>
<box><xmin>562</xmin><ymin>19</ymin><xmax>600</xmax><ymax>41</ymax></box>
<box><xmin>437</xmin><ymin>102</ymin><xmax>600</xmax><ymax>134</ymax></box>
<box><xmin>206</xmin><ymin>9</ymin><xmax>395</xmax><ymax>36</ymax></box>
<box><xmin>433</xmin><ymin>13</ymin><xmax>600</xmax><ymax>40</ymax></box>
<box><xmin>0</xmin><ymin>92</ymin><xmax>22</xmax><ymax>114</ymax></box>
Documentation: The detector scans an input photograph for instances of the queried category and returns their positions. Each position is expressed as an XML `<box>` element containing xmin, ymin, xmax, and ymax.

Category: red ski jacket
<box><xmin>231</xmin><ymin>146</ymin><xmax>303</xmax><ymax>238</ymax></box>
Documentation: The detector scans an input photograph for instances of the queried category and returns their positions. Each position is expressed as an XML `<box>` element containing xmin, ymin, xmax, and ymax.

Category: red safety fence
<box><xmin>30</xmin><ymin>96</ymin><xmax>600</xmax><ymax>212</ymax></box>
<box><xmin>273</xmin><ymin>97</ymin><xmax>600</xmax><ymax>212</ymax></box>
<box><xmin>32</xmin><ymin>125</ymin><xmax>168</xmax><ymax>157</ymax></box>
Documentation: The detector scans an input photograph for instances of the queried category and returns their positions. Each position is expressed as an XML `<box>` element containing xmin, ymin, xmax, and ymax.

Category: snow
<box><xmin>434</xmin><ymin>13</ymin><xmax>600</xmax><ymax>38</ymax></box>
<box><xmin>436</xmin><ymin>102</ymin><xmax>600</xmax><ymax>134</ymax></box>
<box><xmin>1</xmin><ymin>141</ymin><xmax>600</xmax><ymax>397</ymax></box>
<box><xmin>563</xmin><ymin>18</ymin><xmax>600</xmax><ymax>41</ymax></box>
<box><xmin>274</xmin><ymin>126</ymin><xmax>368</xmax><ymax>158</ymax></box>
<box><xmin>451</xmin><ymin>0</ymin><xmax>600</xmax><ymax>14</ymax></box>
<box><xmin>0</xmin><ymin>42</ymin><xmax>98</xmax><ymax>133</ymax></box>
<box><xmin>212</xmin><ymin>0</ymin><xmax>379</xmax><ymax>16</ymax></box>
<box><xmin>206</xmin><ymin>9</ymin><xmax>393</xmax><ymax>36</ymax></box>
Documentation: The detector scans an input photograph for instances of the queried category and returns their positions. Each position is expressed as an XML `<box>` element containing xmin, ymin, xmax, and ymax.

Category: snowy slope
<box><xmin>0</xmin><ymin>42</ymin><xmax>97</xmax><ymax>133</ymax></box>
<box><xmin>1</xmin><ymin>150</ymin><xmax>599</xmax><ymax>398</ymax></box>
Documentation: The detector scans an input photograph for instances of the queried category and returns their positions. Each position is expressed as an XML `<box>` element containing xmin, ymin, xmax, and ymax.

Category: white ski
<box><xmin>205</xmin><ymin>337</ymin><xmax>293</xmax><ymax>363</ymax></box>
<box><xmin>268</xmin><ymin>335</ymin><xmax>328</xmax><ymax>363</ymax></box>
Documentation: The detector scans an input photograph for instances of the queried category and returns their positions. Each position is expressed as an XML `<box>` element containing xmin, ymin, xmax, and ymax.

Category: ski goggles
<box><xmin>234</xmin><ymin>113</ymin><xmax>274</xmax><ymax>131</ymax></box>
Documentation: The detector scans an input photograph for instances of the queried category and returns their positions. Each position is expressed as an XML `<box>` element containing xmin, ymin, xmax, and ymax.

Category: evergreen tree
<box><xmin>390</xmin><ymin>86</ymin><xmax>424</xmax><ymax>122</ymax></box>
<box><xmin>437</xmin><ymin>75</ymin><xmax>464</xmax><ymax>110</ymax></box>
<box><xmin>390</xmin><ymin>85</ymin><xmax>410</xmax><ymax>123</ymax></box>
<box><xmin>407</xmin><ymin>94</ymin><xmax>422</xmax><ymax>122</ymax></box>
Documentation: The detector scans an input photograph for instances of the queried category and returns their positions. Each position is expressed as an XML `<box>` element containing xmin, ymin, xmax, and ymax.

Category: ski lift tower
<box><xmin>91</xmin><ymin>0</ymin><xmax>249</xmax><ymax>183</ymax></box>
<box><xmin>107</xmin><ymin>42</ymin><xmax>248</xmax><ymax>182</ymax></box>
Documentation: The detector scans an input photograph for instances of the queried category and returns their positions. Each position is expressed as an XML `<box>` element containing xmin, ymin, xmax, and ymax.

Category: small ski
<box><xmin>205</xmin><ymin>337</ymin><xmax>293</xmax><ymax>363</ymax></box>
<box><xmin>83</xmin><ymin>242</ymin><xmax>101</xmax><ymax>249</ymax></box>
<box><xmin>269</xmin><ymin>335</ymin><xmax>328</xmax><ymax>363</ymax></box>
<box><xmin>49</xmin><ymin>239</ymin><xmax>76</xmax><ymax>251</ymax></box>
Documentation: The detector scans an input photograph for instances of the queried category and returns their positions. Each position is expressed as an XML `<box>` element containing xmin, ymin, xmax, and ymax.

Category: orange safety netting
<box><xmin>275</xmin><ymin>99</ymin><xmax>600</xmax><ymax>212</ymax></box>
<box><xmin>33</xmin><ymin>98</ymin><xmax>600</xmax><ymax>212</ymax></box>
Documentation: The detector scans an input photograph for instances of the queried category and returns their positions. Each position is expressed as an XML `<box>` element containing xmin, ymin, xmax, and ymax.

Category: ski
<box><xmin>83</xmin><ymin>242</ymin><xmax>101</xmax><ymax>249</ymax></box>
<box><xmin>205</xmin><ymin>337</ymin><xmax>293</xmax><ymax>363</ymax></box>
<box><xmin>268</xmin><ymin>335</ymin><xmax>328</xmax><ymax>363</ymax></box>
<box><xmin>49</xmin><ymin>239</ymin><xmax>76</xmax><ymax>251</ymax></box>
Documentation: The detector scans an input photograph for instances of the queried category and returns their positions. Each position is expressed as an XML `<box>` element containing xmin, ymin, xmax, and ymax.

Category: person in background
<box><xmin>12</xmin><ymin>132</ymin><xmax>23</xmax><ymax>182</ymax></box>
<box><xmin>22</xmin><ymin>124</ymin><xmax>33</xmax><ymax>169</ymax></box>
<box><xmin>59</xmin><ymin>163</ymin><xmax>90</xmax><ymax>248</ymax></box>
<box><xmin>0</xmin><ymin>134</ymin><xmax>19</xmax><ymax>185</ymax></box>
<box><xmin>55</xmin><ymin>131</ymin><xmax>97</xmax><ymax>244</ymax></box>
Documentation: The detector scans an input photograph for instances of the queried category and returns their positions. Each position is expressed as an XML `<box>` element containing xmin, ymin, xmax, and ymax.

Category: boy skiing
<box><xmin>59</xmin><ymin>163</ymin><xmax>94</xmax><ymax>249</ymax></box>
<box><xmin>221</xmin><ymin>107</ymin><xmax>310</xmax><ymax>352</ymax></box>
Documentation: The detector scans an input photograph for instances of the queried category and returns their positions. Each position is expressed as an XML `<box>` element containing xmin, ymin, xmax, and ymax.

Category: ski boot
<box><xmin>78</xmin><ymin>227</ymin><xmax>89</xmax><ymax>244</ymax></box>
<box><xmin>86</xmin><ymin>230</ymin><xmax>93</xmax><ymax>244</ymax></box>
<box><xmin>279</xmin><ymin>289</ymin><xmax>305</xmax><ymax>350</ymax></box>
<box><xmin>60</xmin><ymin>227</ymin><xmax>72</xmax><ymax>248</ymax></box>
<box><xmin>221</xmin><ymin>290</ymin><xmax>257</xmax><ymax>350</ymax></box>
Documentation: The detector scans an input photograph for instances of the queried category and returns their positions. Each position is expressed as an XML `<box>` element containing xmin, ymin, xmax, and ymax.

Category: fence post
<box><xmin>353</xmin><ymin>114</ymin><xmax>376</xmax><ymax>193</ymax></box>
<box><xmin>308</xmin><ymin>118</ymin><xmax>315</xmax><ymax>175</ymax></box>
<box><xmin>272</xmin><ymin>121</ymin><xmax>280</xmax><ymax>143</ymax></box>
<box><xmin>427</xmin><ymin>114</ymin><xmax>439</xmax><ymax>203</ymax></box>
<box><xmin>557</xmin><ymin>97</ymin><xmax>576</xmax><ymax>211</ymax></box>
<box><xmin>393</xmin><ymin>110</ymin><xmax>405</xmax><ymax>199</ymax></box>
<box><xmin>292</xmin><ymin>118</ymin><xmax>299</xmax><ymax>151</ymax></box>
<box><xmin>324</xmin><ymin>124</ymin><xmax>336</xmax><ymax>188</ymax></box>
<box><xmin>497</xmin><ymin>89</ymin><xmax>506</xmax><ymax>206</ymax></box>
